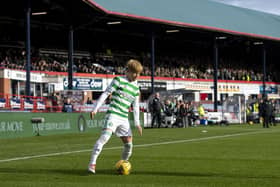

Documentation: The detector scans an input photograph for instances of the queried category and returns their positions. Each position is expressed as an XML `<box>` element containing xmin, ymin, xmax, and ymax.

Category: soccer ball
<box><xmin>115</xmin><ymin>160</ymin><xmax>131</xmax><ymax>175</ymax></box>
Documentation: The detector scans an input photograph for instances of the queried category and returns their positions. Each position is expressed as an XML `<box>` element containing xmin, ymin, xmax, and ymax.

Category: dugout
<box><xmin>1</xmin><ymin>0</ymin><xmax>280</xmax><ymax>106</ymax></box>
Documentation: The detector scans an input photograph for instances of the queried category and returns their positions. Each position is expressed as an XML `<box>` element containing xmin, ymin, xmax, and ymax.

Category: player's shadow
<box><xmin>1</xmin><ymin>168</ymin><xmax>279</xmax><ymax>179</ymax></box>
<box><xmin>134</xmin><ymin>170</ymin><xmax>280</xmax><ymax>179</ymax></box>
<box><xmin>50</xmin><ymin>168</ymin><xmax>116</xmax><ymax>176</ymax></box>
<box><xmin>135</xmin><ymin>170</ymin><xmax>216</xmax><ymax>177</ymax></box>
<box><xmin>0</xmin><ymin>167</ymin><xmax>115</xmax><ymax>176</ymax></box>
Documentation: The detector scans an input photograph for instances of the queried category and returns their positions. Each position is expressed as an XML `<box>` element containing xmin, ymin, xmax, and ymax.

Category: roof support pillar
<box><xmin>213</xmin><ymin>37</ymin><xmax>219</xmax><ymax>112</ymax></box>
<box><xmin>68</xmin><ymin>26</ymin><xmax>74</xmax><ymax>90</ymax></box>
<box><xmin>25</xmin><ymin>0</ymin><xmax>31</xmax><ymax>96</ymax></box>
<box><xmin>150</xmin><ymin>32</ymin><xmax>155</xmax><ymax>94</ymax></box>
<box><xmin>262</xmin><ymin>44</ymin><xmax>266</xmax><ymax>98</ymax></box>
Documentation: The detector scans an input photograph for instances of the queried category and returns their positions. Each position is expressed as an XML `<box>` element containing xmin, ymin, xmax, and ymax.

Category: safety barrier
<box><xmin>0</xmin><ymin>112</ymin><xmax>144</xmax><ymax>139</ymax></box>
<box><xmin>0</xmin><ymin>93</ymin><xmax>52</xmax><ymax>112</ymax></box>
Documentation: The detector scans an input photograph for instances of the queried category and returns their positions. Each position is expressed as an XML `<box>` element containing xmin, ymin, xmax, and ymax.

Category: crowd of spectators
<box><xmin>0</xmin><ymin>47</ymin><xmax>278</xmax><ymax>82</ymax></box>
<box><xmin>113</xmin><ymin>54</ymin><xmax>276</xmax><ymax>81</ymax></box>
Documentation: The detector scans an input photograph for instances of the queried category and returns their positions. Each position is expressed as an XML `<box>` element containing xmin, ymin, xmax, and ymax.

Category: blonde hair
<box><xmin>126</xmin><ymin>59</ymin><xmax>143</xmax><ymax>74</ymax></box>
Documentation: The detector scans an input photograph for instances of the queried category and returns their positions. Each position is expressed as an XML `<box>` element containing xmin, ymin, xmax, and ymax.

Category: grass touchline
<box><xmin>0</xmin><ymin>128</ymin><xmax>278</xmax><ymax>163</ymax></box>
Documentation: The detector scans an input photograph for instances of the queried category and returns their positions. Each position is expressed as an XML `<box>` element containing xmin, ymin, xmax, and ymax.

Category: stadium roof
<box><xmin>85</xmin><ymin>0</ymin><xmax>280</xmax><ymax>41</ymax></box>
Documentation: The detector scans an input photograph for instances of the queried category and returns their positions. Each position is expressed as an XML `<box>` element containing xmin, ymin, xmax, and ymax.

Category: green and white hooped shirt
<box><xmin>93</xmin><ymin>76</ymin><xmax>140</xmax><ymax>126</ymax></box>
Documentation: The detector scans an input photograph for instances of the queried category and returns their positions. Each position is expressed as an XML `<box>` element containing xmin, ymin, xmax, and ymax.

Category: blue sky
<box><xmin>213</xmin><ymin>0</ymin><xmax>280</xmax><ymax>15</ymax></box>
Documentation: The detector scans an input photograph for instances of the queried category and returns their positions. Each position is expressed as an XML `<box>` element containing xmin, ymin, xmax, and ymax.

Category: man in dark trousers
<box><xmin>263</xmin><ymin>98</ymin><xmax>272</xmax><ymax>128</ymax></box>
<box><xmin>150</xmin><ymin>92</ymin><xmax>163</xmax><ymax>128</ymax></box>
<box><xmin>270</xmin><ymin>99</ymin><xmax>277</xmax><ymax>126</ymax></box>
<box><xmin>258</xmin><ymin>99</ymin><xmax>265</xmax><ymax>125</ymax></box>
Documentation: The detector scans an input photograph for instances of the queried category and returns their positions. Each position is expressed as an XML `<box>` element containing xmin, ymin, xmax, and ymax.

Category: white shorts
<box><xmin>103</xmin><ymin>114</ymin><xmax>132</xmax><ymax>137</ymax></box>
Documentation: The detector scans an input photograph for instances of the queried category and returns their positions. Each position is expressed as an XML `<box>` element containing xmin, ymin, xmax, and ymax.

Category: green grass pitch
<box><xmin>0</xmin><ymin>124</ymin><xmax>280</xmax><ymax>187</ymax></box>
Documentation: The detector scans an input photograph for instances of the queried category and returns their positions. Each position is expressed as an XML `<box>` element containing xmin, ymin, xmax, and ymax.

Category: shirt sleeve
<box><xmin>133</xmin><ymin>95</ymin><xmax>140</xmax><ymax>127</ymax></box>
<box><xmin>92</xmin><ymin>77</ymin><xmax>119</xmax><ymax>113</ymax></box>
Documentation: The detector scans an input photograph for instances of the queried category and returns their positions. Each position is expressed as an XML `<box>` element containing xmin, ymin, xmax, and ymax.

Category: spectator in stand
<box><xmin>62</xmin><ymin>98</ymin><xmax>74</xmax><ymax>112</ymax></box>
<box><xmin>51</xmin><ymin>93</ymin><xmax>59</xmax><ymax>112</ymax></box>
<box><xmin>0</xmin><ymin>48</ymin><xmax>279</xmax><ymax>82</ymax></box>
<box><xmin>86</xmin><ymin>97</ymin><xmax>93</xmax><ymax>104</ymax></box>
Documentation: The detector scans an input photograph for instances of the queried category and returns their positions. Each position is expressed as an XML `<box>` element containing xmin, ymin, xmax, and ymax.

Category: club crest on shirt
<box><xmin>119</xmin><ymin>90</ymin><xmax>135</xmax><ymax>103</ymax></box>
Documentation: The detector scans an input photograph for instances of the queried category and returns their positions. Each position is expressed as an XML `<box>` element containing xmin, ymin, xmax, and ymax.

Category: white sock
<box><xmin>122</xmin><ymin>142</ymin><xmax>133</xmax><ymax>160</ymax></box>
<box><xmin>89</xmin><ymin>131</ymin><xmax>112</xmax><ymax>166</ymax></box>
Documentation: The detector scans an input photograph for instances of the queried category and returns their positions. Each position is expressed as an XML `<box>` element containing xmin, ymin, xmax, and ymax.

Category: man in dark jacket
<box><xmin>150</xmin><ymin>92</ymin><xmax>163</xmax><ymax>128</ymax></box>
<box><xmin>263</xmin><ymin>98</ymin><xmax>272</xmax><ymax>128</ymax></box>
<box><xmin>62</xmin><ymin>98</ymin><xmax>74</xmax><ymax>112</ymax></box>
<box><xmin>270</xmin><ymin>99</ymin><xmax>277</xmax><ymax>126</ymax></box>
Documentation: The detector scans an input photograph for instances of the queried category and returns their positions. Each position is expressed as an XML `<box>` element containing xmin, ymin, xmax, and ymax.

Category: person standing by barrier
<box><xmin>263</xmin><ymin>98</ymin><xmax>272</xmax><ymax>128</ymax></box>
<box><xmin>163</xmin><ymin>99</ymin><xmax>174</xmax><ymax>127</ymax></box>
<box><xmin>88</xmin><ymin>59</ymin><xmax>143</xmax><ymax>174</ymax></box>
<box><xmin>179</xmin><ymin>102</ymin><xmax>188</xmax><ymax>128</ymax></box>
<box><xmin>197</xmin><ymin>103</ymin><xmax>205</xmax><ymax>119</ymax></box>
<box><xmin>62</xmin><ymin>98</ymin><xmax>74</xmax><ymax>112</ymax></box>
<box><xmin>258</xmin><ymin>99</ymin><xmax>265</xmax><ymax>125</ymax></box>
<box><xmin>86</xmin><ymin>97</ymin><xmax>93</xmax><ymax>104</ymax></box>
<box><xmin>270</xmin><ymin>99</ymin><xmax>277</xmax><ymax>126</ymax></box>
<box><xmin>150</xmin><ymin>92</ymin><xmax>163</xmax><ymax>128</ymax></box>
<box><xmin>188</xmin><ymin>101</ymin><xmax>195</xmax><ymax>126</ymax></box>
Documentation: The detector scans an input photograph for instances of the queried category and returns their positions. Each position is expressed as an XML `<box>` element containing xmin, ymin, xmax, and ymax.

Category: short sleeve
<box><xmin>105</xmin><ymin>77</ymin><xmax>120</xmax><ymax>94</ymax></box>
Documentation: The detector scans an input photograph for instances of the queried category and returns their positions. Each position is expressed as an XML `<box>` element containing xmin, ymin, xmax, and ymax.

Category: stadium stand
<box><xmin>0</xmin><ymin>0</ymin><xmax>279</xmax><ymax>115</ymax></box>
<box><xmin>0</xmin><ymin>47</ymin><xmax>277</xmax><ymax>82</ymax></box>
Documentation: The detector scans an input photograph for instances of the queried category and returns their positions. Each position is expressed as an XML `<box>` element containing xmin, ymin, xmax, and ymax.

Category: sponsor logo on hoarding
<box><xmin>138</xmin><ymin>81</ymin><xmax>167</xmax><ymax>92</ymax></box>
<box><xmin>0</xmin><ymin>121</ymin><xmax>24</xmax><ymax>132</ymax></box>
<box><xmin>63</xmin><ymin>78</ymin><xmax>103</xmax><ymax>90</ymax></box>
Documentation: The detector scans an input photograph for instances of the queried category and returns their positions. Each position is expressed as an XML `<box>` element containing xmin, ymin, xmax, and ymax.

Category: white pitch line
<box><xmin>0</xmin><ymin>129</ymin><xmax>278</xmax><ymax>163</ymax></box>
